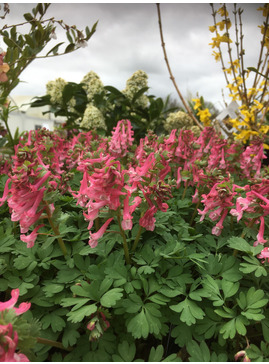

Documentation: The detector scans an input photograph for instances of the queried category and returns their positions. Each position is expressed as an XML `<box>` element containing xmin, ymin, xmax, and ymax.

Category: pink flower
<box><xmin>20</xmin><ymin>224</ymin><xmax>44</xmax><ymax>248</ymax></box>
<box><xmin>121</xmin><ymin>194</ymin><xmax>142</xmax><ymax>231</ymax></box>
<box><xmin>176</xmin><ymin>167</ymin><xmax>182</xmax><ymax>188</ymax></box>
<box><xmin>139</xmin><ymin>206</ymin><xmax>157</xmax><ymax>231</ymax></box>
<box><xmin>234</xmin><ymin>350</ymin><xmax>251</xmax><ymax>362</ymax></box>
<box><xmin>230</xmin><ymin>197</ymin><xmax>253</xmax><ymax>222</ymax></box>
<box><xmin>109</xmin><ymin>119</ymin><xmax>134</xmax><ymax>157</ymax></box>
<box><xmin>198</xmin><ymin>180</ymin><xmax>236</xmax><ymax>236</ymax></box>
<box><xmin>0</xmin><ymin>323</ymin><xmax>29</xmax><ymax>362</ymax></box>
<box><xmin>122</xmin><ymin>194</ymin><xmax>133</xmax><ymax>230</ymax></box>
<box><xmin>258</xmin><ymin>247</ymin><xmax>269</xmax><ymax>263</ymax></box>
<box><xmin>254</xmin><ymin>216</ymin><xmax>267</xmax><ymax>246</ymax></box>
<box><xmin>212</xmin><ymin>210</ymin><xmax>228</xmax><ymax>236</ymax></box>
<box><xmin>87</xmin><ymin>321</ymin><xmax>96</xmax><ymax>331</ymax></box>
<box><xmin>88</xmin><ymin>217</ymin><xmax>114</xmax><ymax>248</ymax></box>
<box><xmin>219</xmin><ymin>148</ymin><xmax>226</xmax><ymax>169</ymax></box>
<box><xmin>0</xmin><ymin>289</ymin><xmax>31</xmax><ymax>316</ymax></box>
<box><xmin>192</xmin><ymin>189</ymin><xmax>199</xmax><ymax>204</ymax></box>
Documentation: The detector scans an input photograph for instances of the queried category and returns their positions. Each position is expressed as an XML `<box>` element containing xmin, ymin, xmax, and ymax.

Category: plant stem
<box><xmin>44</xmin><ymin>203</ymin><xmax>68</xmax><ymax>256</ymax></box>
<box><xmin>131</xmin><ymin>225</ymin><xmax>143</xmax><ymax>253</ymax></box>
<box><xmin>190</xmin><ymin>197</ymin><xmax>202</xmax><ymax>227</ymax></box>
<box><xmin>117</xmin><ymin>212</ymin><xmax>131</xmax><ymax>265</ymax></box>
<box><xmin>36</xmin><ymin>337</ymin><xmax>72</xmax><ymax>352</ymax></box>
<box><xmin>181</xmin><ymin>181</ymin><xmax>188</xmax><ymax>200</ymax></box>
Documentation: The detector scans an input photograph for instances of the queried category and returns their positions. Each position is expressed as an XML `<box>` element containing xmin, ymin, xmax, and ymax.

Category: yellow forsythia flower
<box><xmin>192</xmin><ymin>98</ymin><xmax>202</xmax><ymax>110</ymax></box>
<box><xmin>209</xmin><ymin>25</ymin><xmax>216</xmax><ymax>33</ymax></box>
<box><xmin>197</xmin><ymin>108</ymin><xmax>212</xmax><ymax>126</ymax></box>
<box><xmin>257</xmin><ymin>5</ymin><xmax>269</xmax><ymax>17</ymax></box>
<box><xmin>217</xmin><ymin>6</ymin><xmax>229</xmax><ymax>17</ymax></box>
<box><xmin>212</xmin><ymin>51</ymin><xmax>221</xmax><ymax>61</ymax></box>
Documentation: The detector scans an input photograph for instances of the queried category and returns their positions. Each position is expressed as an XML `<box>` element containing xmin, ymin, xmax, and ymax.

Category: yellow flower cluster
<box><xmin>228</xmin><ymin>100</ymin><xmax>269</xmax><ymax>147</ymax></box>
<box><xmin>192</xmin><ymin>98</ymin><xmax>212</xmax><ymax>127</ymax></box>
<box><xmin>209</xmin><ymin>32</ymin><xmax>232</xmax><ymax>48</ymax></box>
<box><xmin>258</xmin><ymin>5</ymin><xmax>269</xmax><ymax>48</ymax></box>
<box><xmin>122</xmin><ymin>70</ymin><xmax>149</xmax><ymax>109</ymax></box>
<box><xmin>209</xmin><ymin>4</ymin><xmax>269</xmax><ymax>146</ymax></box>
<box><xmin>224</xmin><ymin>59</ymin><xmax>241</xmax><ymax>75</ymax></box>
<box><xmin>217</xmin><ymin>5</ymin><xmax>229</xmax><ymax>17</ymax></box>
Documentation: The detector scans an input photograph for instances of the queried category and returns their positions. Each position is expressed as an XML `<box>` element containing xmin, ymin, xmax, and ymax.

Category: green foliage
<box><xmin>0</xmin><ymin>3</ymin><xmax>97</xmax><ymax>152</ymax></box>
<box><xmin>1</xmin><ymin>126</ymin><xmax>269</xmax><ymax>361</ymax></box>
<box><xmin>31</xmin><ymin>77</ymin><xmax>177</xmax><ymax>142</ymax></box>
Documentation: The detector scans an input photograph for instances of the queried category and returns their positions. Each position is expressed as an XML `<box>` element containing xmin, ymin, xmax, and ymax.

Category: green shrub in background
<box><xmin>31</xmin><ymin>70</ymin><xmax>182</xmax><ymax>141</ymax></box>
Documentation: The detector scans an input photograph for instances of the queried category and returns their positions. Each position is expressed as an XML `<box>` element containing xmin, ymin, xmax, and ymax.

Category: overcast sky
<box><xmin>1</xmin><ymin>2</ymin><xmax>265</xmax><ymax>111</ymax></box>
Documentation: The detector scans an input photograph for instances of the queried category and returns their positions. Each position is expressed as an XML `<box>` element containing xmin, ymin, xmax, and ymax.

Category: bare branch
<box><xmin>156</xmin><ymin>3</ymin><xmax>203</xmax><ymax>130</ymax></box>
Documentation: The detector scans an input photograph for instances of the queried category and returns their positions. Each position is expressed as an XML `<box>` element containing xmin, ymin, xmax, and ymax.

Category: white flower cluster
<box><xmin>190</xmin><ymin>125</ymin><xmax>201</xmax><ymax>137</ymax></box>
<box><xmin>46</xmin><ymin>78</ymin><xmax>67</xmax><ymax>104</ymax></box>
<box><xmin>163</xmin><ymin>111</ymin><xmax>194</xmax><ymax>133</ymax></box>
<box><xmin>122</xmin><ymin>70</ymin><xmax>149</xmax><ymax>109</ymax></box>
<box><xmin>80</xmin><ymin>104</ymin><xmax>107</xmax><ymax>130</ymax></box>
<box><xmin>81</xmin><ymin>71</ymin><xmax>104</xmax><ymax>102</ymax></box>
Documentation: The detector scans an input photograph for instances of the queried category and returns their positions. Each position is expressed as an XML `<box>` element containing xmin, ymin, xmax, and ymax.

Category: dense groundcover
<box><xmin>1</xmin><ymin>120</ymin><xmax>269</xmax><ymax>361</ymax></box>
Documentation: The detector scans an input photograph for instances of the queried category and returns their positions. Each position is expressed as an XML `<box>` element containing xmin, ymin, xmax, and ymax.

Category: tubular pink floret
<box><xmin>0</xmin><ymin>289</ymin><xmax>31</xmax><ymax>316</ymax></box>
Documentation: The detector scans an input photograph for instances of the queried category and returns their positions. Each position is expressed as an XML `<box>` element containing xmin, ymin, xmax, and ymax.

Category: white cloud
<box><xmin>3</xmin><ymin>2</ymin><xmax>266</xmax><ymax>110</ymax></box>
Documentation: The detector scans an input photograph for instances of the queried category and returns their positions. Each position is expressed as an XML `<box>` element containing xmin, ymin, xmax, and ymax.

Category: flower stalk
<box><xmin>117</xmin><ymin>211</ymin><xmax>131</xmax><ymax>265</ymax></box>
<box><xmin>36</xmin><ymin>337</ymin><xmax>72</xmax><ymax>352</ymax></box>
<box><xmin>44</xmin><ymin>203</ymin><xmax>68</xmax><ymax>256</ymax></box>
<box><xmin>131</xmin><ymin>225</ymin><xmax>143</xmax><ymax>253</ymax></box>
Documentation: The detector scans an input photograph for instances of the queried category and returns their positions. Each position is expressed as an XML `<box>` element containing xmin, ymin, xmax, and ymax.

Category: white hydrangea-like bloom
<box><xmin>81</xmin><ymin>71</ymin><xmax>104</xmax><ymax>101</ymax></box>
<box><xmin>163</xmin><ymin>111</ymin><xmax>193</xmax><ymax>132</ymax></box>
<box><xmin>190</xmin><ymin>125</ymin><xmax>201</xmax><ymax>137</ymax></box>
<box><xmin>46</xmin><ymin>78</ymin><xmax>67</xmax><ymax>104</ymax></box>
<box><xmin>122</xmin><ymin>70</ymin><xmax>149</xmax><ymax>109</ymax></box>
<box><xmin>80</xmin><ymin>104</ymin><xmax>107</xmax><ymax>130</ymax></box>
<box><xmin>68</xmin><ymin>97</ymin><xmax>77</xmax><ymax>113</ymax></box>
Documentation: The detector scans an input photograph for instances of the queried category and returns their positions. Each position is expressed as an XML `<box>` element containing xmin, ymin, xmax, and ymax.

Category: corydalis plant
<box><xmin>0</xmin><ymin>289</ymin><xmax>34</xmax><ymax>362</ymax></box>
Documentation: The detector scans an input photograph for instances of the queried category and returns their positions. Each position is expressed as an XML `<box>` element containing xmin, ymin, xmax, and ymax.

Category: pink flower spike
<box><xmin>88</xmin><ymin>217</ymin><xmax>114</xmax><ymax>248</ymax></box>
<box><xmin>20</xmin><ymin>224</ymin><xmax>44</xmax><ymax>248</ymax></box>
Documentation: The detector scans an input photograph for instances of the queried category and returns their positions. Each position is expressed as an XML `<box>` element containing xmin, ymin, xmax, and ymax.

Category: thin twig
<box><xmin>223</xmin><ymin>4</ymin><xmax>245</xmax><ymax>104</ymax></box>
<box><xmin>233</xmin><ymin>4</ymin><xmax>240</xmax><ymax>63</ymax></box>
<box><xmin>252</xmin><ymin>11</ymin><xmax>269</xmax><ymax>92</ymax></box>
<box><xmin>210</xmin><ymin>4</ymin><xmax>230</xmax><ymax>87</ymax></box>
<box><xmin>237</xmin><ymin>7</ymin><xmax>248</xmax><ymax>107</ymax></box>
<box><xmin>156</xmin><ymin>3</ymin><xmax>203</xmax><ymax>130</ymax></box>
